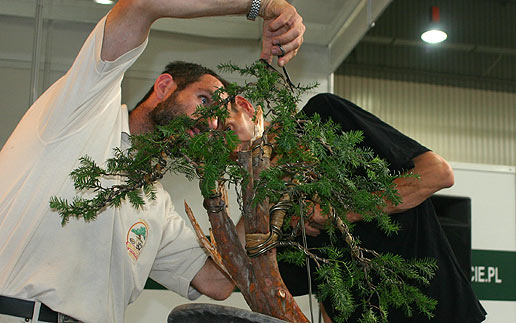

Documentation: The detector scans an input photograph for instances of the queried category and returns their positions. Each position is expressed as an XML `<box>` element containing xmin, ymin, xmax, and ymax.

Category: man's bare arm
<box><xmin>383</xmin><ymin>151</ymin><xmax>454</xmax><ymax>214</ymax></box>
<box><xmin>307</xmin><ymin>151</ymin><xmax>455</xmax><ymax>230</ymax></box>
<box><xmin>345</xmin><ymin>151</ymin><xmax>454</xmax><ymax>222</ymax></box>
<box><xmin>190</xmin><ymin>217</ymin><xmax>245</xmax><ymax>300</ymax></box>
<box><xmin>190</xmin><ymin>258</ymin><xmax>234</xmax><ymax>300</ymax></box>
<box><xmin>102</xmin><ymin>0</ymin><xmax>304</xmax><ymax>64</ymax></box>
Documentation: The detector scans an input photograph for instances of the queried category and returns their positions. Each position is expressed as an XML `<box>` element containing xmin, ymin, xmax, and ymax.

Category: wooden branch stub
<box><xmin>184</xmin><ymin>200</ymin><xmax>230</xmax><ymax>278</ymax></box>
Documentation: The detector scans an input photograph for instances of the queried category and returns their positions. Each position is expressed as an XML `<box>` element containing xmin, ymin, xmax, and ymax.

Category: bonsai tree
<box><xmin>50</xmin><ymin>61</ymin><xmax>438</xmax><ymax>323</ymax></box>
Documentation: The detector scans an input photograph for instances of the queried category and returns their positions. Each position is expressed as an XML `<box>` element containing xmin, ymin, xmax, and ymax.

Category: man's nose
<box><xmin>207</xmin><ymin>117</ymin><xmax>218</xmax><ymax>130</ymax></box>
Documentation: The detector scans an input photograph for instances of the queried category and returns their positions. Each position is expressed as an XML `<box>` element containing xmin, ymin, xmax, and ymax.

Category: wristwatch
<box><xmin>246</xmin><ymin>0</ymin><xmax>261</xmax><ymax>21</ymax></box>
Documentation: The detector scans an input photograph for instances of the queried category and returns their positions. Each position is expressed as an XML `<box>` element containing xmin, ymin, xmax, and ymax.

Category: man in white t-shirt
<box><xmin>0</xmin><ymin>0</ymin><xmax>305</xmax><ymax>322</ymax></box>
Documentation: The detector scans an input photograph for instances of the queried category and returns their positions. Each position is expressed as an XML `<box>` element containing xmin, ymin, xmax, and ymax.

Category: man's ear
<box><xmin>154</xmin><ymin>73</ymin><xmax>178</xmax><ymax>101</ymax></box>
<box><xmin>234</xmin><ymin>95</ymin><xmax>255</xmax><ymax>117</ymax></box>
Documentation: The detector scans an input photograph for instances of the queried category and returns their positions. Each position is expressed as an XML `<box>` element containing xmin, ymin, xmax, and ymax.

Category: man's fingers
<box><xmin>267</xmin><ymin>35</ymin><xmax>303</xmax><ymax>66</ymax></box>
<box><xmin>264</xmin><ymin>4</ymin><xmax>300</xmax><ymax>32</ymax></box>
<box><xmin>304</xmin><ymin>226</ymin><xmax>321</xmax><ymax>237</ymax></box>
<box><xmin>346</xmin><ymin>212</ymin><xmax>363</xmax><ymax>223</ymax></box>
<box><xmin>275</xmin><ymin>42</ymin><xmax>301</xmax><ymax>66</ymax></box>
<box><xmin>259</xmin><ymin>48</ymin><xmax>274</xmax><ymax>64</ymax></box>
<box><xmin>290</xmin><ymin>215</ymin><xmax>323</xmax><ymax>237</ymax></box>
<box><xmin>268</xmin><ymin>17</ymin><xmax>304</xmax><ymax>66</ymax></box>
<box><xmin>309</xmin><ymin>212</ymin><xmax>328</xmax><ymax>225</ymax></box>
<box><xmin>186</xmin><ymin>127</ymin><xmax>202</xmax><ymax>138</ymax></box>
<box><xmin>270</xmin><ymin>28</ymin><xmax>303</xmax><ymax>52</ymax></box>
<box><xmin>260</xmin><ymin>1</ymin><xmax>304</xmax><ymax>66</ymax></box>
<box><xmin>270</xmin><ymin>34</ymin><xmax>303</xmax><ymax>58</ymax></box>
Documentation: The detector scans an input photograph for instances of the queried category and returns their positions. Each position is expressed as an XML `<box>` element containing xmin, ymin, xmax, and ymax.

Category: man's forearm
<box><xmin>103</xmin><ymin>0</ymin><xmax>250</xmax><ymax>61</ymax></box>
<box><xmin>190</xmin><ymin>216</ymin><xmax>246</xmax><ymax>300</ymax></box>
<box><xmin>102</xmin><ymin>0</ymin><xmax>303</xmax><ymax>66</ymax></box>
<box><xmin>345</xmin><ymin>151</ymin><xmax>454</xmax><ymax>223</ymax></box>
<box><xmin>384</xmin><ymin>151</ymin><xmax>454</xmax><ymax>214</ymax></box>
<box><xmin>191</xmin><ymin>257</ymin><xmax>235</xmax><ymax>300</ymax></box>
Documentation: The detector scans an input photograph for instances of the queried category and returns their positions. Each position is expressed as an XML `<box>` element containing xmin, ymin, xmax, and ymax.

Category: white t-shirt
<box><xmin>0</xmin><ymin>16</ymin><xmax>208</xmax><ymax>323</ymax></box>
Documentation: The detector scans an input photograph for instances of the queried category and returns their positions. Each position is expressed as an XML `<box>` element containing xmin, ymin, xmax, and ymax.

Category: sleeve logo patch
<box><xmin>126</xmin><ymin>221</ymin><xmax>149</xmax><ymax>262</ymax></box>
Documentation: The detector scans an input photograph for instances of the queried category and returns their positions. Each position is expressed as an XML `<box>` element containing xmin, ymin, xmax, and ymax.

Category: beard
<box><xmin>149</xmin><ymin>90</ymin><xmax>189</xmax><ymax>127</ymax></box>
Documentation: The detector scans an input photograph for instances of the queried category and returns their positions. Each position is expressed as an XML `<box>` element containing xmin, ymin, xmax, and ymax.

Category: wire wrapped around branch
<box><xmin>246</xmin><ymin>194</ymin><xmax>291</xmax><ymax>257</ymax></box>
<box><xmin>203</xmin><ymin>194</ymin><xmax>225</xmax><ymax>214</ymax></box>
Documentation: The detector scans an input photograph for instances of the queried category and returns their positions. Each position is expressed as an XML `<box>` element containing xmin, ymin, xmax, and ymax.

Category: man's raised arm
<box><xmin>102</xmin><ymin>0</ymin><xmax>304</xmax><ymax>65</ymax></box>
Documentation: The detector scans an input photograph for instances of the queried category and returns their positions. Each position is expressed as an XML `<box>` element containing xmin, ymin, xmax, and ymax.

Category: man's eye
<box><xmin>200</xmin><ymin>96</ymin><xmax>208</xmax><ymax>105</ymax></box>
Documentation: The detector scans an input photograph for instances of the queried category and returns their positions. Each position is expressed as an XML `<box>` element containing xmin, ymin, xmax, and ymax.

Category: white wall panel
<box><xmin>334</xmin><ymin>74</ymin><xmax>516</xmax><ymax>166</ymax></box>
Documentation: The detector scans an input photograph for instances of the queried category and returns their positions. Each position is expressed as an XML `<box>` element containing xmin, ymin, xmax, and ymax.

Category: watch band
<box><xmin>246</xmin><ymin>0</ymin><xmax>261</xmax><ymax>21</ymax></box>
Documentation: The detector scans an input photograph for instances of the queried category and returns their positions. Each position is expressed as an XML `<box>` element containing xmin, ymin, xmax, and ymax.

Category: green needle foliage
<box><xmin>50</xmin><ymin>60</ymin><xmax>438</xmax><ymax>322</ymax></box>
<box><xmin>49</xmin><ymin>113</ymin><xmax>242</xmax><ymax>225</ymax></box>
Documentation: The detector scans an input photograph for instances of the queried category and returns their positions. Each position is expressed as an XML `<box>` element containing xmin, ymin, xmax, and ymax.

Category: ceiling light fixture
<box><xmin>94</xmin><ymin>0</ymin><xmax>114</xmax><ymax>5</ymax></box>
<box><xmin>421</xmin><ymin>6</ymin><xmax>447</xmax><ymax>44</ymax></box>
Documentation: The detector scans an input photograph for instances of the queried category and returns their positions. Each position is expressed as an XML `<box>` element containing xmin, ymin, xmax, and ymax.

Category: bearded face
<box><xmin>150</xmin><ymin>90</ymin><xmax>187</xmax><ymax>126</ymax></box>
<box><xmin>149</xmin><ymin>74</ymin><xmax>224</xmax><ymax>130</ymax></box>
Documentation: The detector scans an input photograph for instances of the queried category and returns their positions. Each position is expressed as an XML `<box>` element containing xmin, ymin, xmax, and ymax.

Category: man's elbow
<box><xmin>439</xmin><ymin>159</ymin><xmax>454</xmax><ymax>189</ymax></box>
<box><xmin>193</xmin><ymin>258</ymin><xmax>236</xmax><ymax>301</ymax></box>
<box><xmin>208</xmin><ymin>283</ymin><xmax>235</xmax><ymax>301</ymax></box>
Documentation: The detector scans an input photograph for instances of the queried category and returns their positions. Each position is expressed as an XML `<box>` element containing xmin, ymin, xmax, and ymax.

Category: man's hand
<box><xmin>104</xmin><ymin>0</ymin><xmax>304</xmax><ymax>64</ymax></box>
<box><xmin>260</xmin><ymin>0</ymin><xmax>305</xmax><ymax>66</ymax></box>
<box><xmin>190</xmin><ymin>213</ymin><xmax>246</xmax><ymax>300</ymax></box>
<box><xmin>292</xmin><ymin>204</ymin><xmax>363</xmax><ymax>237</ymax></box>
<box><xmin>308</xmin><ymin>209</ymin><xmax>363</xmax><ymax>237</ymax></box>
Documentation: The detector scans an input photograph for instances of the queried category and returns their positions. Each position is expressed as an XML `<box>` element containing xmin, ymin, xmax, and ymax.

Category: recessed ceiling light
<box><xmin>421</xmin><ymin>30</ymin><xmax>448</xmax><ymax>44</ymax></box>
<box><xmin>94</xmin><ymin>0</ymin><xmax>114</xmax><ymax>4</ymax></box>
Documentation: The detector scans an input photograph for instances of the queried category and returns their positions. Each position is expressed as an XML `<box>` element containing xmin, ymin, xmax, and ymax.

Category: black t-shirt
<box><xmin>278</xmin><ymin>93</ymin><xmax>486</xmax><ymax>322</ymax></box>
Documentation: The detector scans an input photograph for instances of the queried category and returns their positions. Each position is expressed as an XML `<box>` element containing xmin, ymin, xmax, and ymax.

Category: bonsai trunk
<box><xmin>203</xmin><ymin>142</ymin><xmax>308</xmax><ymax>322</ymax></box>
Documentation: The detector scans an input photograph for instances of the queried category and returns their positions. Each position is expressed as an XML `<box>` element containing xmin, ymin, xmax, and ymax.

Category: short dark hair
<box><xmin>134</xmin><ymin>61</ymin><xmax>229</xmax><ymax>109</ymax></box>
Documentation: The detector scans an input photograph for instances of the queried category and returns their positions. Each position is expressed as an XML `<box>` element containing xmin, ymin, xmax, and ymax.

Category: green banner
<box><xmin>471</xmin><ymin>249</ymin><xmax>516</xmax><ymax>301</ymax></box>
